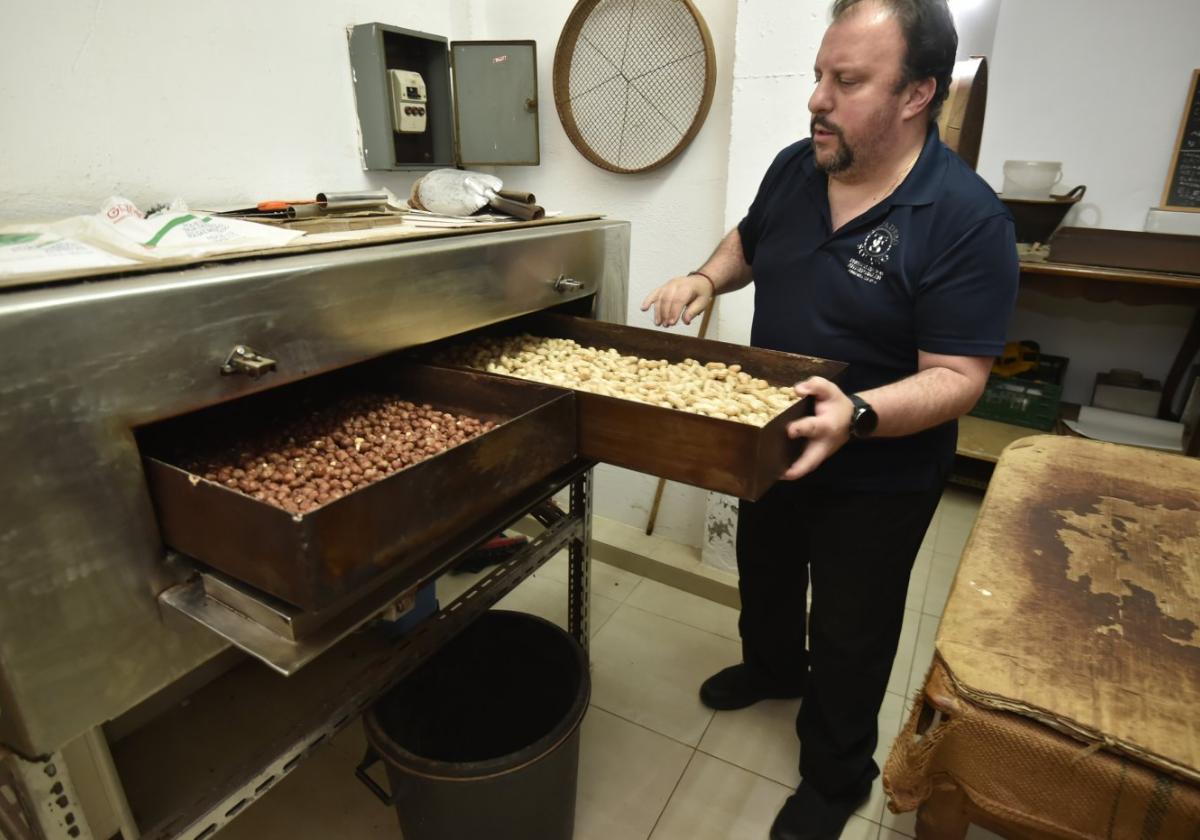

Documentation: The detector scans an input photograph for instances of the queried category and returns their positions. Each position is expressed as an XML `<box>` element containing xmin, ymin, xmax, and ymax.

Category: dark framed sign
<box><xmin>1161</xmin><ymin>69</ymin><xmax>1200</xmax><ymax>211</ymax></box>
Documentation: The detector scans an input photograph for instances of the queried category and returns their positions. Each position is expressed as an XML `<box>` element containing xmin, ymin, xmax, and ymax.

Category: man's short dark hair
<box><xmin>830</xmin><ymin>0</ymin><xmax>958</xmax><ymax>123</ymax></box>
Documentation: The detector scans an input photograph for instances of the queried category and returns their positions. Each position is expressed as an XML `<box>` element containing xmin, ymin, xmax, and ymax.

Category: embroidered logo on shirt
<box><xmin>847</xmin><ymin>222</ymin><xmax>900</xmax><ymax>285</ymax></box>
<box><xmin>857</xmin><ymin>222</ymin><xmax>900</xmax><ymax>265</ymax></box>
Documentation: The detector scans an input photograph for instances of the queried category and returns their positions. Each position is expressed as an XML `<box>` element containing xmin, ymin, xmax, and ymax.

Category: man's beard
<box><xmin>812</xmin><ymin>117</ymin><xmax>854</xmax><ymax>174</ymax></box>
<box><xmin>811</xmin><ymin>100</ymin><xmax>900</xmax><ymax>177</ymax></box>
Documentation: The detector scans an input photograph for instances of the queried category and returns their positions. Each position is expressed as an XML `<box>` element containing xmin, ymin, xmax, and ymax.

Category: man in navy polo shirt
<box><xmin>642</xmin><ymin>0</ymin><xmax>1017</xmax><ymax>837</ymax></box>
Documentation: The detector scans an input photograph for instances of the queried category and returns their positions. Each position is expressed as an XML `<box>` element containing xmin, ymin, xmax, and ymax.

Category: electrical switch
<box><xmin>389</xmin><ymin>70</ymin><xmax>428</xmax><ymax>134</ymax></box>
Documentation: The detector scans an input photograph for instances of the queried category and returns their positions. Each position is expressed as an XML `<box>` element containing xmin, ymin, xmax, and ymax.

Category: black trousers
<box><xmin>736</xmin><ymin>479</ymin><xmax>941</xmax><ymax>799</ymax></box>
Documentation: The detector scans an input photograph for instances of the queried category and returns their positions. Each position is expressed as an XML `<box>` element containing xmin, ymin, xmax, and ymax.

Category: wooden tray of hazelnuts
<box><xmin>139</xmin><ymin>361</ymin><xmax>575</xmax><ymax>611</ymax></box>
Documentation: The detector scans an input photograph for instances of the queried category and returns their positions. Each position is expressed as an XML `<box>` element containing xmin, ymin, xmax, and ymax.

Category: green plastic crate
<box><xmin>969</xmin><ymin>378</ymin><xmax>1062</xmax><ymax>429</ymax></box>
<box><xmin>969</xmin><ymin>353</ymin><xmax>1069</xmax><ymax>431</ymax></box>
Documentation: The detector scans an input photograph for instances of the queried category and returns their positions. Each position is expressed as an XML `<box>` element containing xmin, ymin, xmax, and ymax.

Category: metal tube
<box><xmin>315</xmin><ymin>191</ymin><xmax>389</xmax><ymax>211</ymax></box>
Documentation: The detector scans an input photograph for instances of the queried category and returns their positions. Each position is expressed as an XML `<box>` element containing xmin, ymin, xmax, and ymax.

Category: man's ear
<box><xmin>903</xmin><ymin>76</ymin><xmax>937</xmax><ymax>120</ymax></box>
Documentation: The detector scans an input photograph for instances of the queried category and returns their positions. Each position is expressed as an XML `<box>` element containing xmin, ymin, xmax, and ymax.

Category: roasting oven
<box><xmin>0</xmin><ymin>217</ymin><xmax>841</xmax><ymax>840</ymax></box>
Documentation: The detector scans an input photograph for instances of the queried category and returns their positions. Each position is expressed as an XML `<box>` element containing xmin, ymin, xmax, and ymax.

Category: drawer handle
<box><xmin>221</xmin><ymin>345</ymin><xmax>277</xmax><ymax>378</ymax></box>
<box><xmin>554</xmin><ymin>276</ymin><xmax>583</xmax><ymax>293</ymax></box>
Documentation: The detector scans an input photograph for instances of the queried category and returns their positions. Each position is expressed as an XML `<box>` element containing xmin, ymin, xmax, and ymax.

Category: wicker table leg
<box><xmin>915</xmin><ymin>781</ymin><xmax>971</xmax><ymax>840</ymax></box>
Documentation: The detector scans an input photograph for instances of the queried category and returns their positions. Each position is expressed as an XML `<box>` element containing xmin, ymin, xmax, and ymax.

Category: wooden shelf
<box><xmin>957</xmin><ymin>402</ymin><xmax>1083</xmax><ymax>464</ymax></box>
<box><xmin>957</xmin><ymin>414</ymin><xmax>1044</xmax><ymax>463</ymax></box>
<box><xmin>1019</xmin><ymin>258</ymin><xmax>1200</xmax><ymax>293</ymax></box>
<box><xmin>959</xmin><ymin>257</ymin><xmax>1200</xmax><ymax>469</ymax></box>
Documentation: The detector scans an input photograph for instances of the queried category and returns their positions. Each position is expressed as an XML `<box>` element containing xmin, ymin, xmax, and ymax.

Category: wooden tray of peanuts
<box><xmin>433</xmin><ymin>313</ymin><xmax>847</xmax><ymax>500</ymax></box>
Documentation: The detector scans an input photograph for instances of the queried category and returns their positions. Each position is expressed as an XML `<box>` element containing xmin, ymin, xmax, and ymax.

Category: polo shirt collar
<box><xmin>888</xmin><ymin>123</ymin><xmax>944</xmax><ymax>207</ymax></box>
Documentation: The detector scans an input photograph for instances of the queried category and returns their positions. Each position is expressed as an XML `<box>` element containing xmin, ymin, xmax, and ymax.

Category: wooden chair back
<box><xmin>937</xmin><ymin>56</ymin><xmax>988</xmax><ymax>171</ymax></box>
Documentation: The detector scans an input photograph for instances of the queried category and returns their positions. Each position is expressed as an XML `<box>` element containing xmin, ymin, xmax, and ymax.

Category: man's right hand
<box><xmin>640</xmin><ymin>274</ymin><xmax>713</xmax><ymax>328</ymax></box>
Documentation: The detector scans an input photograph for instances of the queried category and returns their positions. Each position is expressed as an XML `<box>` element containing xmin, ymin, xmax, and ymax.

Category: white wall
<box><xmin>0</xmin><ymin>0</ymin><xmax>467</xmax><ymax>220</ymax></box>
<box><xmin>951</xmin><ymin>0</ymin><xmax>1001</xmax><ymax>61</ymax></box>
<box><xmin>1006</xmin><ymin>292</ymin><xmax>1195</xmax><ymax>406</ymax></box>
<box><xmin>977</xmin><ymin>0</ymin><xmax>1200</xmax><ymax>231</ymax></box>
<box><xmin>13</xmin><ymin>0</ymin><xmax>1184</xmax><ymax>232</ymax></box>
<box><xmin>978</xmin><ymin>0</ymin><xmax>1200</xmax><ymax>402</ymax></box>
<box><xmin>464</xmin><ymin>0</ymin><xmax>739</xmax><ymax>548</ymax></box>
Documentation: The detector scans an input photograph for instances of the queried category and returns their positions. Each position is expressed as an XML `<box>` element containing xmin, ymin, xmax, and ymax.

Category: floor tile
<box><xmin>436</xmin><ymin>565</ymin><xmax>489</xmax><ymax>605</ymax></box>
<box><xmin>438</xmin><ymin>551</ymin><xmax>623</xmax><ymax>638</ymax></box>
<box><xmin>839</xmin><ymin>814</ymin><xmax>884</xmax><ymax>840</ymax></box>
<box><xmin>575</xmin><ymin>707</ymin><xmax>693</xmax><ymax>840</ymax></box>
<box><xmin>539</xmin><ymin>549</ymin><xmax>643</xmax><ymax>604</ymax></box>
<box><xmin>881</xmin><ymin>801</ymin><xmax>918</xmax><ymax>838</ymax></box>
<box><xmin>937</xmin><ymin>485</ymin><xmax>983</xmax><ymax>519</ymax></box>
<box><xmin>530</xmin><ymin>548</ymin><xmax>571</xmax><ymax>583</ymax></box>
<box><xmin>496</xmin><ymin>572</ymin><xmax>622</xmax><ymax>639</ymax></box>
<box><xmin>905</xmin><ymin>613</ymin><xmax>941</xmax><ymax>704</ymax></box>
<box><xmin>887</xmin><ymin>609</ymin><xmax>921</xmax><ymax>696</ymax></box>
<box><xmin>881</xmin><ymin>814</ymin><xmax>1010</xmax><ymax>839</ymax></box>
<box><xmin>933</xmin><ymin>488</ymin><xmax>981</xmax><ymax>558</ymax></box>
<box><xmin>933</xmin><ymin>519</ymin><xmax>974</xmax><ymax>560</ymax></box>
<box><xmin>625</xmin><ymin>577</ymin><xmax>741</xmax><ymax>641</ymax></box>
<box><xmin>906</xmin><ymin>549</ymin><xmax>932</xmax><ymax>611</ymax></box>
<box><xmin>698</xmin><ymin>698</ymin><xmax>802</xmax><ymax>788</ymax></box>
<box><xmin>648</xmin><ymin>752</ymin><xmax>791</xmax><ymax>840</ymax></box>
<box><xmin>698</xmin><ymin>690</ymin><xmax>906</xmax><ymax>827</ymax></box>
<box><xmin>919</xmin><ymin>520</ymin><xmax>939</xmax><ymax>555</ymax></box>
<box><xmin>592</xmin><ymin>516</ymin><xmax>670</xmax><ymax>565</ymax></box>
<box><xmin>590</xmin><ymin>605</ymin><xmax>739</xmax><ymax>746</ymax></box>
<box><xmin>921</xmin><ymin>551</ymin><xmax>961</xmax><ymax>618</ymax></box>
<box><xmin>878</xmin><ymin>689</ymin><xmax>908</xmax><ymax>745</ymax></box>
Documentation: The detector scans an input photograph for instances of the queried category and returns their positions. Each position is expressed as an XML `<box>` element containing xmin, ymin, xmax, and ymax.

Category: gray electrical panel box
<box><xmin>349</xmin><ymin>23</ymin><xmax>540</xmax><ymax>170</ymax></box>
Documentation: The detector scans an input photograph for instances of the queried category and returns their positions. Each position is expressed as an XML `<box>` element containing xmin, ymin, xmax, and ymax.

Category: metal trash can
<box><xmin>356</xmin><ymin>610</ymin><xmax>590</xmax><ymax>840</ymax></box>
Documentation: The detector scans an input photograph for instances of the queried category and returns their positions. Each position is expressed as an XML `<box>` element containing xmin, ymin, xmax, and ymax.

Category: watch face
<box><xmin>851</xmin><ymin>398</ymin><xmax>878</xmax><ymax>438</ymax></box>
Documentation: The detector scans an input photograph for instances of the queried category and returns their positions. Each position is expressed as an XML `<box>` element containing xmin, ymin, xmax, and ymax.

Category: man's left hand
<box><xmin>782</xmin><ymin>376</ymin><xmax>854</xmax><ymax>480</ymax></box>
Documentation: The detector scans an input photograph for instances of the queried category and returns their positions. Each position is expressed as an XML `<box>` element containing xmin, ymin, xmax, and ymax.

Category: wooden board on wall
<box><xmin>1160</xmin><ymin>68</ymin><xmax>1200</xmax><ymax>211</ymax></box>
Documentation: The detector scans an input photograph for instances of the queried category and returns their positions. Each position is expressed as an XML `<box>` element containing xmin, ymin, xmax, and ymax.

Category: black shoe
<box><xmin>698</xmin><ymin>664</ymin><xmax>803</xmax><ymax>711</ymax></box>
<box><xmin>769</xmin><ymin>772</ymin><xmax>874</xmax><ymax>840</ymax></box>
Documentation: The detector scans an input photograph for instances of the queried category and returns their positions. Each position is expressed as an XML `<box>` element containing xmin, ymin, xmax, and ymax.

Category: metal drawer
<box><xmin>140</xmin><ymin>360</ymin><xmax>576</xmax><ymax>611</ymax></box>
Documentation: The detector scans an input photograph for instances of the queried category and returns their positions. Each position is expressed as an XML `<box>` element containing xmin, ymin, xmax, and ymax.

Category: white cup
<box><xmin>1002</xmin><ymin>160</ymin><xmax>1063</xmax><ymax>199</ymax></box>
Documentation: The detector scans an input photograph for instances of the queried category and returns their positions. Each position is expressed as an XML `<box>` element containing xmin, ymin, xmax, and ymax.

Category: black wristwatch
<box><xmin>848</xmin><ymin>394</ymin><xmax>878</xmax><ymax>439</ymax></box>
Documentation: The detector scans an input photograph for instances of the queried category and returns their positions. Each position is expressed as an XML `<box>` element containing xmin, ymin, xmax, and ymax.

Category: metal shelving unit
<box><xmin>1</xmin><ymin>465</ymin><xmax>593</xmax><ymax>840</ymax></box>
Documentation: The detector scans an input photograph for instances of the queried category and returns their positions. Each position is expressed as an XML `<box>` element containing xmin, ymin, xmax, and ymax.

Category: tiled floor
<box><xmin>219</xmin><ymin>485</ymin><xmax>1005</xmax><ymax>840</ymax></box>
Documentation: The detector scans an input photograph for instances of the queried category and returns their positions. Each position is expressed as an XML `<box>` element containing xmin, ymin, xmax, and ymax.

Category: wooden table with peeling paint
<box><xmin>884</xmin><ymin>434</ymin><xmax>1200</xmax><ymax>838</ymax></box>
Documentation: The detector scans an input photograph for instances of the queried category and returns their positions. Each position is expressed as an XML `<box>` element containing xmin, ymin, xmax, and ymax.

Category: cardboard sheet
<box><xmin>937</xmin><ymin>435</ymin><xmax>1200</xmax><ymax>782</ymax></box>
<box><xmin>1063</xmin><ymin>405</ymin><xmax>1184</xmax><ymax>451</ymax></box>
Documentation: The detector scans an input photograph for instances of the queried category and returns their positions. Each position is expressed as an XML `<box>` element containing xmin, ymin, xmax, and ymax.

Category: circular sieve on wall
<box><xmin>553</xmin><ymin>0</ymin><xmax>717</xmax><ymax>174</ymax></box>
